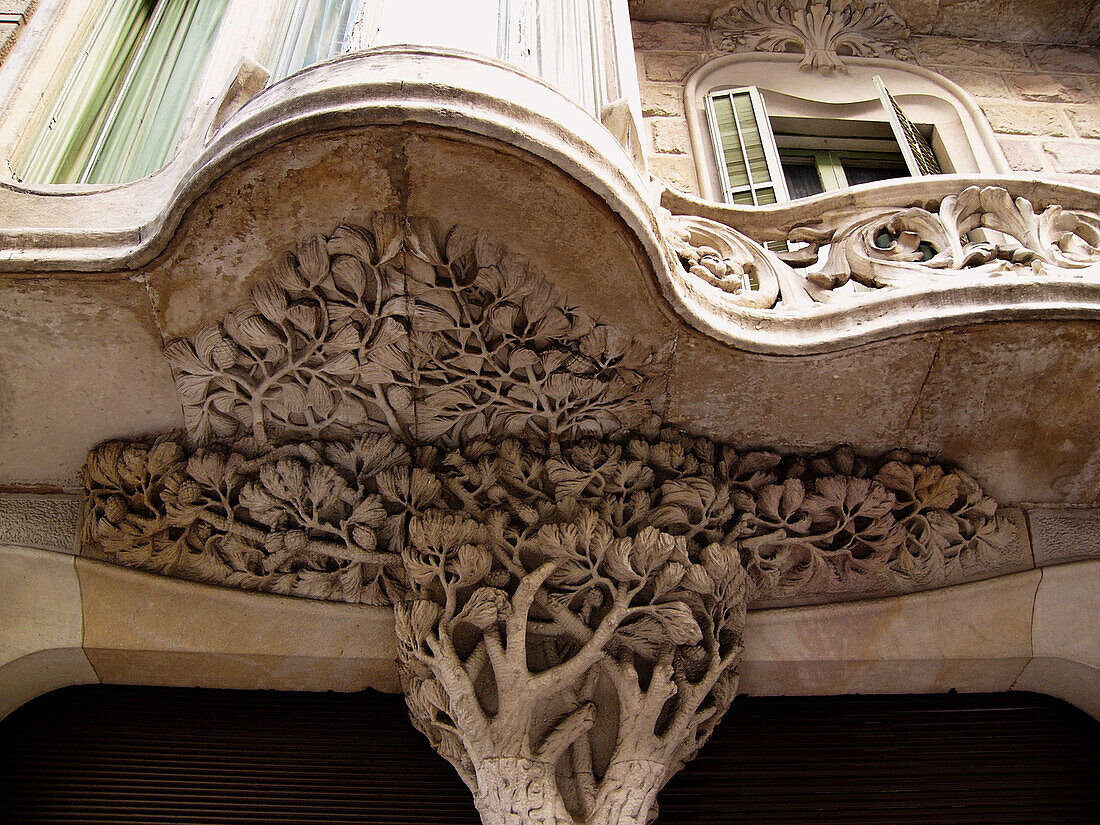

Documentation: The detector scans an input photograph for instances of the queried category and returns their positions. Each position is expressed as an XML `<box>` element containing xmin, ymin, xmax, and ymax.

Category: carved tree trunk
<box><xmin>473</xmin><ymin>757</ymin><xmax>575</xmax><ymax>825</ymax></box>
<box><xmin>590</xmin><ymin>759</ymin><xmax>668</xmax><ymax>825</ymax></box>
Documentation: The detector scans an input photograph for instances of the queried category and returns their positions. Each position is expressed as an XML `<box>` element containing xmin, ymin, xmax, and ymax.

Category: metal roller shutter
<box><xmin>2</xmin><ymin>687</ymin><xmax>1097</xmax><ymax>824</ymax></box>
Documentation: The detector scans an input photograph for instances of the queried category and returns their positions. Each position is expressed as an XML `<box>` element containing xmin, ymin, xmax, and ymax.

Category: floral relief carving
<box><xmin>712</xmin><ymin>0</ymin><xmax>912</xmax><ymax>73</ymax></box>
<box><xmin>83</xmin><ymin>430</ymin><xmax>1020</xmax><ymax>610</ymax></box>
<box><xmin>165</xmin><ymin>215</ymin><xmax>665</xmax><ymax>449</ymax></box>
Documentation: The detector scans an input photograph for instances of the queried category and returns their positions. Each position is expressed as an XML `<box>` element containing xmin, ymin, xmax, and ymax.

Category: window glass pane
<box><xmin>779</xmin><ymin>154</ymin><xmax>824</xmax><ymax>199</ymax></box>
<box><xmin>841</xmin><ymin>158</ymin><xmax>908</xmax><ymax>187</ymax></box>
<box><xmin>87</xmin><ymin>0</ymin><xmax>230</xmax><ymax>183</ymax></box>
<box><xmin>269</xmin><ymin>0</ymin><xmax>359</xmax><ymax>84</ymax></box>
<box><xmin>14</xmin><ymin>0</ymin><xmax>154</xmax><ymax>183</ymax></box>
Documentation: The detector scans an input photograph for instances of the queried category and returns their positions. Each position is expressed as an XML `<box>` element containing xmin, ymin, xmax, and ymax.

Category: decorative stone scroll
<box><xmin>712</xmin><ymin>0</ymin><xmax>911</xmax><ymax>74</ymax></box>
<box><xmin>792</xmin><ymin>185</ymin><xmax>1100</xmax><ymax>296</ymax></box>
<box><xmin>667</xmin><ymin>185</ymin><xmax>1100</xmax><ymax>311</ymax></box>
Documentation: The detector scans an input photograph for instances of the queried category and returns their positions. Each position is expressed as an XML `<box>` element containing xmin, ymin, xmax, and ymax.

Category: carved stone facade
<box><xmin>711</xmin><ymin>0</ymin><xmax>912</xmax><ymax>73</ymax></box>
<box><xmin>76</xmin><ymin>214</ymin><xmax>1045</xmax><ymax>824</ymax></box>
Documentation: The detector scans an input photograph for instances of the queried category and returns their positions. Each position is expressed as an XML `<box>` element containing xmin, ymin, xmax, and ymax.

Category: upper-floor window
<box><xmin>6</xmin><ymin>0</ymin><xmax>626</xmax><ymax>185</ymax></box>
<box><xmin>686</xmin><ymin>54</ymin><xmax>1010</xmax><ymax>205</ymax></box>
<box><xmin>704</xmin><ymin>77</ymin><xmax>942</xmax><ymax>206</ymax></box>
<box><xmin>14</xmin><ymin>0</ymin><xmax>229</xmax><ymax>184</ymax></box>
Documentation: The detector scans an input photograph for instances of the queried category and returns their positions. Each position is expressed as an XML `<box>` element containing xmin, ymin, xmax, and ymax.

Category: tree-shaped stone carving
<box><xmin>394</xmin><ymin>437</ymin><xmax>751</xmax><ymax>825</ymax></box>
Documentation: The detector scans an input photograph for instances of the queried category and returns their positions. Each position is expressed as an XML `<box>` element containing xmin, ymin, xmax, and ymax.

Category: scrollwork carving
<box><xmin>712</xmin><ymin>0</ymin><xmax>911</xmax><ymax>73</ymax></box>
<box><xmin>794</xmin><ymin>186</ymin><xmax>1100</xmax><ymax>295</ymax></box>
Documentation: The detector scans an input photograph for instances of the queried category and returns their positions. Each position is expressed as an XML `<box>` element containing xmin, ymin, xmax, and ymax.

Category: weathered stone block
<box><xmin>631</xmin><ymin>20</ymin><xmax>707</xmax><ymax>52</ymax></box>
<box><xmin>982</xmin><ymin>103</ymin><xmax>1071</xmax><ymax>136</ymax></box>
<box><xmin>1066</xmin><ymin>105</ymin><xmax>1100</xmax><ymax>139</ymax></box>
<box><xmin>646</xmin><ymin>153</ymin><xmax>700</xmax><ymax>195</ymax></box>
<box><xmin>911</xmin><ymin>36</ymin><xmax>1031</xmax><ymax>71</ymax></box>
<box><xmin>1007</xmin><ymin>74</ymin><xmax>1093</xmax><ymax>104</ymax></box>
<box><xmin>1025</xmin><ymin>44</ymin><xmax>1100</xmax><ymax>75</ymax></box>
<box><xmin>650</xmin><ymin>116</ymin><xmax>690</xmax><ymax>154</ymax></box>
<box><xmin>0</xmin><ymin>494</ymin><xmax>81</xmax><ymax>554</ymax></box>
<box><xmin>643</xmin><ymin>52</ymin><xmax>703</xmax><ymax>82</ymax></box>
<box><xmin>640</xmin><ymin>83</ymin><xmax>684</xmax><ymax>118</ymax></box>
<box><xmin>1043</xmin><ymin>139</ymin><xmax>1100</xmax><ymax>174</ymax></box>
<box><xmin>1027</xmin><ymin>508</ymin><xmax>1100</xmax><ymax>567</ymax></box>
<box><xmin>939</xmin><ymin>68</ymin><xmax>1012</xmax><ymax>99</ymax></box>
<box><xmin>997</xmin><ymin>138</ymin><xmax>1046</xmax><ymax>171</ymax></box>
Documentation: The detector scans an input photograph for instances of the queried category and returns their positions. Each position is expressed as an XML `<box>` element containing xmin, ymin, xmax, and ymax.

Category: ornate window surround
<box><xmin>684</xmin><ymin>52</ymin><xmax>1011</xmax><ymax>204</ymax></box>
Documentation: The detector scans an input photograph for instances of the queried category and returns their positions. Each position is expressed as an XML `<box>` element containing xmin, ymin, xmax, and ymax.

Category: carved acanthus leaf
<box><xmin>712</xmin><ymin>0</ymin><xmax>912</xmax><ymax>73</ymax></box>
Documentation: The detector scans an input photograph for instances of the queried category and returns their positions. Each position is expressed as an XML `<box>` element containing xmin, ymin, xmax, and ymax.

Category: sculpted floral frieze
<box><xmin>712</xmin><ymin>0</ymin><xmax>912</xmax><ymax>73</ymax></box>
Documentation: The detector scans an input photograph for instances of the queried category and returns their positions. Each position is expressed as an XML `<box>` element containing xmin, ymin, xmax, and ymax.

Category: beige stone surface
<box><xmin>647</xmin><ymin>153</ymin><xmax>701</xmax><ymax>195</ymax></box>
<box><xmin>938</xmin><ymin>69</ymin><xmax>1012</xmax><ymax>100</ymax></box>
<box><xmin>1067</xmin><ymin>106</ymin><xmax>1100</xmax><ymax>140</ymax></box>
<box><xmin>640</xmin><ymin>83</ymin><xmax>685</xmax><ymax>118</ymax></box>
<box><xmin>998</xmin><ymin>138</ymin><xmax>1046</xmax><ymax>171</ymax></box>
<box><xmin>740</xmin><ymin>570</ymin><xmax>1039</xmax><ymax>696</ymax></box>
<box><xmin>642</xmin><ymin>52</ymin><xmax>703</xmax><ymax>82</ymax></box>
<box><xmin>651</xmin><ymin>117</ymin><xmax>691</xmax><ymax>153</ymax></box>
<box><xmin>79</xmin><ymin>557</ymin><xmax>401</xmax><ymax>693</ymax></box>
<box><xmin>631</xmin><ymin>21</ymin><xmax>707</xmax><ymax>52</ymax></box>
<box><xmin>982</xmin><ymin>103</ymin><xmax>1071</xmax><ymax>137</ymax></box>
<box><xmin>1043</xmin><ymin>139</ymin><xmax>1100</xmax><ymax>174</ymax></box>
<box><xmin>665</xmin><ymin>330</ymin><xmax>940</xmax><ymax>453</ymax></box>
<box><xmin>0</xmin><ymin>494</ymin><xmax>80</xmax><ymax>554</ymax></box>
<box><xmin>902</xmin><ymin>322</ymin><xmax>1100</xmax><ymax>504</ymax></box>
<box><xmin>0</xmin><ymin>546</ymin><xmax>98</xmax><ymax>719</ymax></box>
<box><xmin>1027</xmin><ymin>507</ymin><xmax>1100</xmax><ymax>566</ymax></box>
<box><xmin>911</xmin><ymin>36</ymin><xmax>1032</xmax><ymax>71</ymax></box>
<box><xmin>1005</xmin><ymin>74</ymin><xmax>1093</xmax><ymax>104</ymax></box>
<box><xmin>1025</xmin><ymin>44</ymin><xmax>1100</xmax><ymax>75</ymax></box>
<box><xmin>0</xmin><ymin>277</ymin><xmax>183</xmax><ymax>487</ymax></box>
<box><xmin>1014</xmin><ymin>561</ymin><xmax>1100</xmax><ymax>717</ymax></box>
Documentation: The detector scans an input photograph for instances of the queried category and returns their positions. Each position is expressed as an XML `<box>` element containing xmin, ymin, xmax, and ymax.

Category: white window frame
<box><xmin>704</xmin><ymin>85</ymin><xmax>789</xmax><ymax>205</ymax></box>
<box><xmin>685</xmin><ymin>53</ymin><xmax>1011</xmax><ymax>205</ymax></box>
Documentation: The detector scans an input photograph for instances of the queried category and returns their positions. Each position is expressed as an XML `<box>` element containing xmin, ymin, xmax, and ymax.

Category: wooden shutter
<box><xmin>874</xmin><ymin>75</ymin><xmax>943</xmax><ymax>176</ymax></box>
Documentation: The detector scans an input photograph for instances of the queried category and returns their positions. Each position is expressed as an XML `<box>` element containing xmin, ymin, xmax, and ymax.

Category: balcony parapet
<box><xmin>661</xmin><ymin>176</ymin><xmax>1100</xmax><ymax>354</ymax></box>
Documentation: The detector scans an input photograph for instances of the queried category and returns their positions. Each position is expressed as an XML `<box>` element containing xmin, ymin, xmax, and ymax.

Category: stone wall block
<box><xmin>1025</xmin><ymin>44</ymin><xmax>1100</xmax><ymax>75</ymax></box>
<box><xmin>650</xmin><ymin>116</ymin><xmax>690</xmax><ymax>153</ymax></box>
<box><xmin>1027</xmin><ymin>508</ymin><xmax>1100</xmax><ymax>567</ymax></box>
<box><xmin>1007</xmin><ymin>74</ymin><xmax>1093</xmax><ymax>104</ymax></box>
<box><xmin>643</xmin><ymin>52</ymin><xmax>703</xmax><ymax>82</ymax></box>
<box><xmin>911</xmin><ymin>36</ymin><xmax>1031</xmax><ymax>71</ymax></box>
<box><xmin>1043</xmin><ymin>139</ymin><xmax>1100</xmax><ymax>174</ymax></box>
<box><xmin>0</xmin><ymin>494</ymin><xmax>81</xmax><ymax>554</ymax></box>
<box><xmin>646</xmin><ymin>153</ymin><xmax>700</xmax><ymax>195</ymax></box>
<box><xmin>631</xmin><ymin>21</ymin><xmax>707</xmax><ymax>52</ymax></box>
<box><xmin>939</xmin><ymin>69</ymin><xmax>1012</xmax><ymax>100</ymax></box>
<box><xmin>982</xmin><ymin>103</ymin><xmax>1071</xmax><ymax>136</ymax></box>
<box><xmin>1066</xmin><ymin>106</ymin><xmax>1100</xmax><ymax>139</ymax></box>
<box><xmin>640</xmin><ymin>83</ymin><xmax>684</xmax><ymax>118</ymax></box>
<box><xmin>998</xmin><ymin>138</ymin><xmax>1046</xmax><ymax>171</ymax></box>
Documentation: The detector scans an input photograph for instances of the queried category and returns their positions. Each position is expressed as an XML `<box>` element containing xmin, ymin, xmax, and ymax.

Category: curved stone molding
<box><xmin>0</xmin><ymin>47</ymin><xmax>660</xmax><ymax>276</ymax></box>
<box><xmin>711</xmin><ymin>0</ymin><xmax>911</xmax><ymax>73</ymax></box>
<box><xmin>661</xmin><ymin>177</ymin><xmax>1100</xmax><ymax>353</ymax></box>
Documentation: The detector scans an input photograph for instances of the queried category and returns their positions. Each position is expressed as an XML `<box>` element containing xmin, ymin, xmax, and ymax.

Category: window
<box><xmin>704</xmin><ymin>76</ymin><xmax>942</xmax><ymax>206</ymax></box>
<box><xmin>685</xmin><ymin>53</ymin><xmax>1010</xmax><ymax>206</ymax></box>
<box><xmin>266</xmin><ymin>0</ymin><xmax>619</xmax><ymax>117</ymax></box>
<box><xmin>13</xmin><ymin>0</ymin><xmax>229</xmax><ymax>184</ymax></box>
